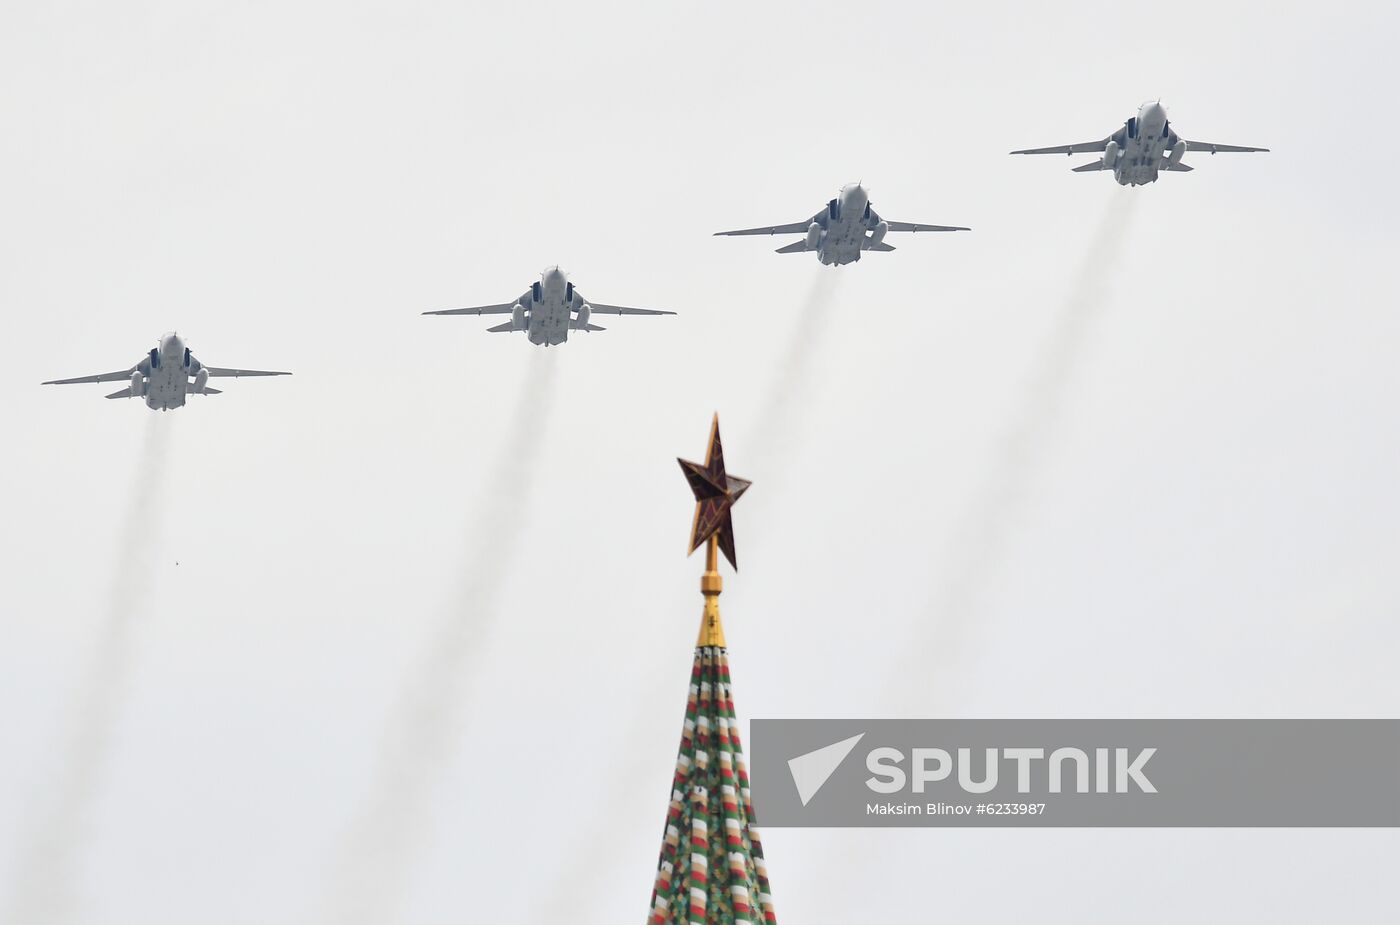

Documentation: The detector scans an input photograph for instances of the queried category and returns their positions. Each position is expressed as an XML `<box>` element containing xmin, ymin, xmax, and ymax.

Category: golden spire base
<box><xmin>697</xmin><ymin>535</ymin><xmax>726</xmax><ymax>648</ymax></box>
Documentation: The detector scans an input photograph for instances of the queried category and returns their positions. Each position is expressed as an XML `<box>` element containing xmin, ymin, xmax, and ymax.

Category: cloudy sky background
<box><xmin>1</xmin><ymin>1</ymin><xmax>1397</xmax><ymax>922</ymax></box>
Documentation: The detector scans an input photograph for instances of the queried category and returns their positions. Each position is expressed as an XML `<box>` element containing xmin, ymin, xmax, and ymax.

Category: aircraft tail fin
<box><xmin>1072</xmin><ymin>159</ymin><xmax>1108</xmax><ymax>172</ymax></box>
<box><xmin>863</xmin><ymin>240</ymin><xmax>896</xmax><ymax>252</ymax></box>
<box><xmin>104</xmin><ymin>387</ymin><xmax>133</xmax><ymax>399</ymax></box>
<box><xmin>485</xmin><ymin>321</ymin><xmax>517</xmax><ymax>333</ymax></box>
<box><xmin>774</xmin><ymin>240</ymin><xmax>809</xmax><ymax>254</ymax></box>
<box><xmin>1163</xmin><ymin>161</ymin><xmax>1194</xmax><ymax>172</ymax></box>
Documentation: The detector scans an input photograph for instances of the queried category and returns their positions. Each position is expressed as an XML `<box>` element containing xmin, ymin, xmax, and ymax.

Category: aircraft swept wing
<box><xmin>422</xmin><ymin>294</ymin><xmax>529</xmax><ymax>317</ymax></box>
<box><xmin>713</xmin><ymin>222</ymin><xmax>813</xmax><ymax>237</ymax></box>
<box><xmin>582</xmin><ymin>301</ymin><xmax>675</xmax><ymax>316</ymax></box>
<box><xmin>201</xmin><ymin>366</ymin><xmax>292</xmax><ymax>378</ymax></box>
<box><xmin>1010</xmin><ymin>138</ymin><xmax>1112</xmax><ymax>156</ymax></box>
<box><xmin>42</xmin><ymin>367</ymin><xmax>138</xmax><ymax>385</ymax></box>
<box><xmin>1184</xmin><ymin>140</ymin><xmax>1270</xmax><ymax>153</ymax></box>
<box><xmin>883</xmin><ymin>220</ymin><xmax>970</xmax><ymax>233</ymax></box>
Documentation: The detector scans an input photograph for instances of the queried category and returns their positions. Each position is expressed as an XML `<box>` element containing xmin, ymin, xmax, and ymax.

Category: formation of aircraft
<box><xmin>40</xmin><ymin>102</ymin><xmax>1269</xmax><ymax>391</ymax></box>
<box><xmin>423</xmin><ymin>266</ymin><xmax>674</xmax><ymax>347</ymax></box>
<box><xmin>713</xmin><ymin>183</ymin><xmax>970</xmax><ymax>266</ymax></box>
<box><xmin>42</xmin><ymin>332</ymin><xmax>290</xmax><ymax>411</ymax></box>
<box><xmin>1011</xmin><ymin>101</ymin><xmax>1268</xmax><ymax>187</ymax></box>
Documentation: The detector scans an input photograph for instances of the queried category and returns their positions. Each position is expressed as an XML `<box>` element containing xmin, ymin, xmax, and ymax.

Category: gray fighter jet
<box><xmin>1011</xmin><ymin>101</ymin><xmax>1268</xmax><ymax>186</ymax></box>
<box><xmin>424</xmin><ymin>267</ymin><xmax>674</xmax><ymax>347</ymax></box>
<box><xmin>714</xmin><ymin>183</ymin><xmax>969</xmax><ymax>266</ymax></box>
<box><xmin>42</xmin><ymin>332</ymin><xmax>290</xmax><ymax>410</ymax></box>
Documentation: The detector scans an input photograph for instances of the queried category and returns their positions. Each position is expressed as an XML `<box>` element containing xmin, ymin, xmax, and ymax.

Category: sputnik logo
<box><xmin>787</xmin><ymin>733</ymin><xmax>866</xmax><ymax>806</ymax></box>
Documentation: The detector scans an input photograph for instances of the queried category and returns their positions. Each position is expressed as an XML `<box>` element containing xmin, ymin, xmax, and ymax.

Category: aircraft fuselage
<box><xmin>813</xmin><ymin>184</ymin><xmax>874</xmax><ymax>266</ymax></box>
<box><xmin>1111</xmin><ymin>101</ymin><xmax>1175</xmax><ymax>187</ymax></box>
<box><xmin>139</xmin><ymin>333</ymin><xmax>196</xmax><ymax>411</ymax></box>
<box><xmin>524</xmin><ymin>268</ymin><xmax>576</xmax><ymax>346</ymax></box>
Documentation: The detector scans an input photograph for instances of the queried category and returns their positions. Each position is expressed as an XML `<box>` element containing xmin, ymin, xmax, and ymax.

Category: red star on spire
<box><xmin>678</xmin><ymin>414</ymin><xmax>751</xmax><ymax>570</ymax></box>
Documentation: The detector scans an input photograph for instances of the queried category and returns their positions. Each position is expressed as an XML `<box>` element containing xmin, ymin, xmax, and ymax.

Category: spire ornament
<box><xmin>678</xmin><ymin>414</ymin><xmax>751</xmax><ymax>571</ymax></box>
<box><xmin>678</xmin><ymin>414</ymin><xmax>750</xmax><ymax>647</ymax></box>
<box><xmin>647</xmin><ymin>415</ymin><xmax>776</xmax><ymax>925</ymax></box>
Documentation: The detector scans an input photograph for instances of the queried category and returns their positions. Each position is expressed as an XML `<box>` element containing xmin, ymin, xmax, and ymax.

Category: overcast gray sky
<box><xmin>2</xmin><ymin>1</ymin><xmax>1397</xmax><ymax>922</ymax></box>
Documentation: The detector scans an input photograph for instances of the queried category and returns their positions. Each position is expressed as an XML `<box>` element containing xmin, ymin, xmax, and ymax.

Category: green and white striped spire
<box><xmin>646</xmin><ymin>535</ymin><xmax>777</xmax><ymax>925</ymax></box>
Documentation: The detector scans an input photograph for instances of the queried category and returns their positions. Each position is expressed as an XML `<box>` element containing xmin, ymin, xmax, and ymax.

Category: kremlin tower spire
<box><xmin>646</xmin><ymin>416</ymin><xmax>776</xmax><ymax>925</ymax></box>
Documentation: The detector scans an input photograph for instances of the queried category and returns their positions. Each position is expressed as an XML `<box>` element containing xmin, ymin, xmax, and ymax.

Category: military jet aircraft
<box><xmin>1011</xmin><ymin>101</ymin><xmax>1268</xmax><ymax>186</ymax></box>
<box><xmin>713</xmin><ymin>183</ymin><xmax>969</xmax><ymax>266</ymax></box>
<box><xmin>42</xmin><ymin>332</ymin><xmax>291</xmax><ymax>410</ymax></box>
<box><xmin>423</xmin><ymin>267</ymin><xmax>674</xmax><ymax>346</ymax></box>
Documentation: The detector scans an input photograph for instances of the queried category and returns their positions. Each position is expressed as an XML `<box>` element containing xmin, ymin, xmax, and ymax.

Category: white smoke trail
<box><xmin>901</xmin><ymin>193</ymin><xmax>1141</xmax><ymax>706</ymax></box>
<box><xmin>778</xmin><ymin>196</ymin><xmax>1144</xmax><ymax>919</ymax></box>
<box><xmin>746</xmin><ymin>271</ymin><xmax>842</xmax><ymax>473</ymax></box>
<box><xmin>314</xmin><ymin>351</ymin><xmax>559</xmax><ymax>925</ymax></box>
<box><xmin>526</xmin><ymin>684</ymin><xmax>676</xmax><ymax>925</ymax></box>
<box><xmin>4</xmin><ymin>415</ymin><xmax>173</xmax><ymax>925</ymax></box>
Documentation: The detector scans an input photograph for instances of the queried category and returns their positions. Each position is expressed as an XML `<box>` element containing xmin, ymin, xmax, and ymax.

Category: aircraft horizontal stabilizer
<box><xmin>1163</xmin><ymin>162</ymin><xmax>1194</xmax><ymax>172</ymax></box>
<box><xmin>1072</xmin><ymin>159</ymin><xmax>1107</xmax><ymax>172</ymax></box>
<box><xmin>579</xmin><ymin>323</ymin><xmax>607</xmax><ymax>332</ymax></box>
<box><xmin>104</xmin><ymin>387</ymin><xmax>133</xmax><ymax>399</ymax></box>
<box><xmin>863</xmin><ymin>240</ymin><xmax>896</xmax><ymax>252</ymax></box>
<box><xmin>485</xmin><ymin>321</ymin><xmax>517</xmax><ymax>333</ymax></box>
<box><xmin>774</xmin><ymin>240</ymin><xmax>809</xmax><ymax>254</ymax></box>
<box><xmin>197</xmin><ymin>387</ymin><xmax>223</xmax><ymax>395</ymax></box>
